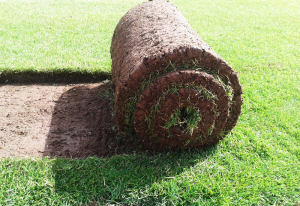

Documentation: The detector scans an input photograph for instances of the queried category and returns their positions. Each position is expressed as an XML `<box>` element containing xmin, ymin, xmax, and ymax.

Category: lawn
<box><xmin>1</xmin><ymin>0</ymin><xmax>300</xmax><ymax>205</ymax></box>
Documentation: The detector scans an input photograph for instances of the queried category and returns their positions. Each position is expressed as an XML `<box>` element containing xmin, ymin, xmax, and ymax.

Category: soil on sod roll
<box><xmin>111</xmin><ymin>0</ymin><xmax>243</xmax><ymax>150</ymax></box>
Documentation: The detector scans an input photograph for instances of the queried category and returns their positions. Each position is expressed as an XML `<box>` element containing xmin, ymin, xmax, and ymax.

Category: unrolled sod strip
<box><xmin>111</xmin><ymin>0</ymin><xmax>243</xmax><ymax>150</ymax></box>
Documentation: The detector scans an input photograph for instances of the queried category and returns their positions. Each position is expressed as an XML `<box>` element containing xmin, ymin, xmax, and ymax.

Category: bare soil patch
<box><xmin>0</xmin><ymin>81</ymin><xmax>141</xmax><ymax>158</ymax></box>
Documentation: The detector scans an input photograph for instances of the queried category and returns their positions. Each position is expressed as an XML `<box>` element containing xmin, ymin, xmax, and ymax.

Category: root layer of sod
<box><xmin>111</xmin><ymin>0</ymin><xmax>242</xmax><ymax>150</ymax></box>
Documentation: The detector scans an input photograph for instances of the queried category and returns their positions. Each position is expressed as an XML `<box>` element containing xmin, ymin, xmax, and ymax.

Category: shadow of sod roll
<box><xmin>111</xmin><ymin>0</ymin><xmax>243</xmax><ymax>151</ymax></box>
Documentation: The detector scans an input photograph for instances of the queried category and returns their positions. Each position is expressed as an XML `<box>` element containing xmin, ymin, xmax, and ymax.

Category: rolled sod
<box><xmin>111</xmin><ymin>0</ymin><xmax>243</xmax><ymax>150</ymax></box>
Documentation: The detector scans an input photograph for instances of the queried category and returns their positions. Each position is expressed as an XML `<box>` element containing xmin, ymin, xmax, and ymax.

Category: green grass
<box><xmin>1</xmin><ymin>0</ymin><xmax>300</xmax><ymax>205</ymax></box>
<box><xmin>0</xmin><ymin>0</ymin><xmax>143</xmax><ymax>74</ymax></box>
<box><xmin>164</xmin><ymin>107</ymin><xmax>202</xmax><ymax>136</ymax></box>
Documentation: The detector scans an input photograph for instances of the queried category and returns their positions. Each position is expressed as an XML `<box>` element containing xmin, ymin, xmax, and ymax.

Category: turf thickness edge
<box><xmin>0</xmin><ymin>69</ymin><xmax>111</xmax><ymax>84</ymax></box>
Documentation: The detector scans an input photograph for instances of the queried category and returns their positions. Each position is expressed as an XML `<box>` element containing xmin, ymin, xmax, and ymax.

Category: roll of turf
<box><xmin>111</xmin><ymin>0</ymin><xmax>243</xmax><ymax>150</ymax></box>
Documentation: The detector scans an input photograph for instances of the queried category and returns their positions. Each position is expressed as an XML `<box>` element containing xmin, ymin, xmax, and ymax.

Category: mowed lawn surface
<box><xmin>1</xmin><ymin>0</ymin><xmax>300</xmax><ymax>205</ymax></box>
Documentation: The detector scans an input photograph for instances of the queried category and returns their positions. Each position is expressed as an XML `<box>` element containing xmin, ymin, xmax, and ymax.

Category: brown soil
<box><xmin>134</xmin><ymin>70</ymin><xmax>229</xmax><ymax>150</ymax></box>
<box><xmin>111</xmin><ymin>0</ymin><xmax>243</xmax><ymax>150</ymax></box>
<box><xmin>0</xmin><ymin>82</ymin><xmax>142</xmax><ymax>158</ymax></box>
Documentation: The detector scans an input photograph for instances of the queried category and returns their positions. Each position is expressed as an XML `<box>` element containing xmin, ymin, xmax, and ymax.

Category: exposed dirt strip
<box><xmin>0</xmin><ymin>82</ymin><xmax>141</xmax><ymax>158</ymax></box>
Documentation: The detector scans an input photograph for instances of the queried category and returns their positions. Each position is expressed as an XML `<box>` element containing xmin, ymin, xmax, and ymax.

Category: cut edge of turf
<box><xmin>0</xmin><ymin>68</ymin><xmax>111</xmax><ymax>84</ymax></box>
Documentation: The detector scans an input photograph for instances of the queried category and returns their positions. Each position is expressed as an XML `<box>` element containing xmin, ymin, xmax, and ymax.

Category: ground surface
<box><xmin>1</xmin><ymin>0</ymin><xmax>300</xmax><ymax>205</ymax></box>
<box><xmin>0</xmin><ymin>82</ymin><xmax>140</xmax><ymax>158</ymax></box>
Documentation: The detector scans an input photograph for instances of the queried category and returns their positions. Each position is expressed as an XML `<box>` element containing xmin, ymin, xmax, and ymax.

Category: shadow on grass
<box><xmin>44</xmin><ymin>80</ymin><xmax>217</xmax><ymax>204</ymax></box>
<box><xmin>52</xmin><ymin>148</ymin><xmax>216</xmax><ymax>204</ymax></box>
